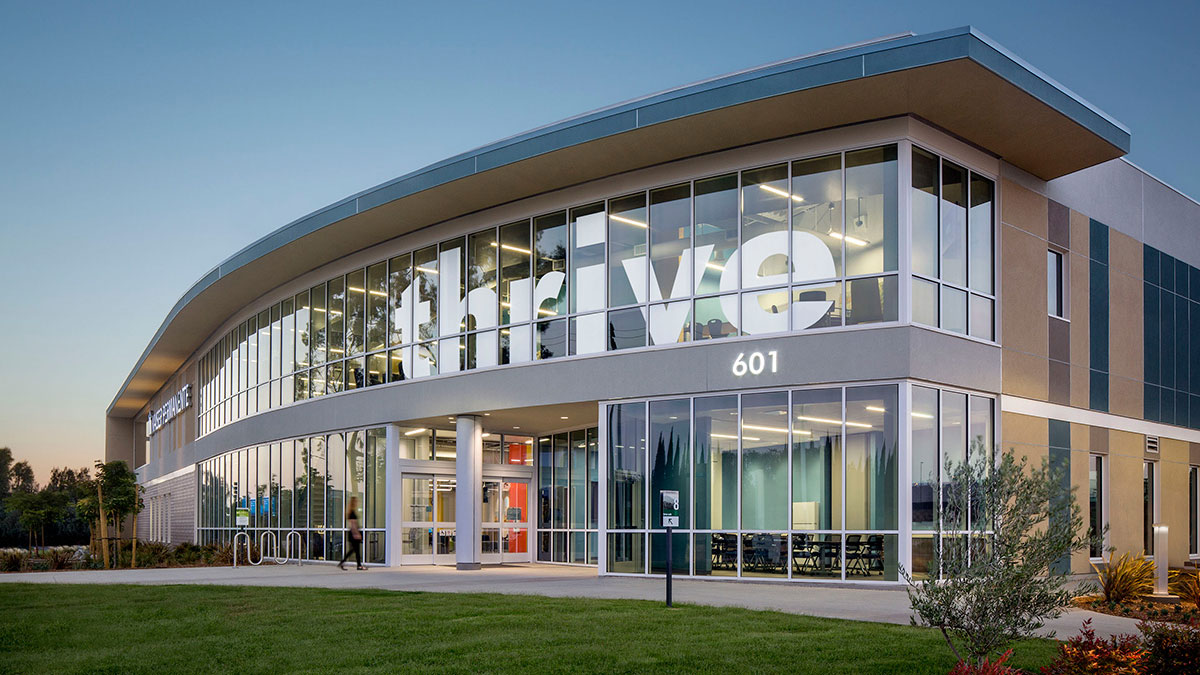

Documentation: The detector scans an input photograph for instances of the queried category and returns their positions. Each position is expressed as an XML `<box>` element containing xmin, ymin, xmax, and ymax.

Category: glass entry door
<box><xmin>482</xmin><ymin>478</ymin><xmax>530</xmax><ymax>563</ymax></box>
<box><xmin>400</xmin><ymin>474</ymin><xmax>458</xmax><ymax>565</ymax></box>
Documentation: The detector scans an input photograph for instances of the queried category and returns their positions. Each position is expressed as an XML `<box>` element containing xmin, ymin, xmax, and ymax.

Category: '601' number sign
<box><xmin>732</xmin><ymin>350</ymin><xmax>779</xmax><ymax>377</ymax></box>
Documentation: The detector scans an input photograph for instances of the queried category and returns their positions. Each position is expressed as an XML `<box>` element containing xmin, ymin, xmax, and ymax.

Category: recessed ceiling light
<box><xmin>483</xmin><ymin>413</ymin><xmax>491</xmax><ymax>416</ymax></box>
<box><xmin>560</xmin><ymin>416</ymin><xmax>568</xmax><ymax>420</ymax></box>
<box><xmin>513</xmin><ymin>426</ymin><xmax>520</xmax><ymax>429</ymax></box>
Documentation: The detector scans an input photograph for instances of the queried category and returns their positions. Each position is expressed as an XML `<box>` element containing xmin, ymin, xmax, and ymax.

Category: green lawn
<box><xmin>0</xmin><ymin>584</ymin><xmax>1059</xmax><ymax>673</ymax></box>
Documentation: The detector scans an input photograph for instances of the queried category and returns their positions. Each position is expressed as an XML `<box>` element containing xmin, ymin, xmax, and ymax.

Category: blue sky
<box><xmin>1</xmin><ymin>1</ymin><xmax>1197</xmax><ymax>482</ymax></box>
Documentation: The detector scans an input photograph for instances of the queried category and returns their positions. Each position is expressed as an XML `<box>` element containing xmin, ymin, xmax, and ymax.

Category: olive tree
<box><xmin>903</xmin><ymin>447</ymin><xmax>1095</xmax><ymax>665</ymax></box>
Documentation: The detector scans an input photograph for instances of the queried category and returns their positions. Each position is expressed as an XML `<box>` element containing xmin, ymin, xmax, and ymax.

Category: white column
<box><xmin>385</xmin><ymin>424</ymin><xmax>403</xmax><ymax>567</ymax></box>
<box><xmin>456</xmin><ymin>415</ymin><xmax>483</xmax><ymax>570</ymax></box>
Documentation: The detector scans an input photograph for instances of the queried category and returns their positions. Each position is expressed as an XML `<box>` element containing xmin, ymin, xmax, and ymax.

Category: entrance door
<box><xmin>401</xmin><ymin>474</ymin><xmax>457</xmax><ymax>565</ymax></box>
<box><xmin>481</xmin><ymin>479</ymin><xmax>530</xmax><ymax>563</ymax></box>
<box><xmin>432</xmin><ymin>476</ymin><xmax>458</xmax><ymax>565</ymax></box>
<box><xmin>400</xmin><ymin>475</ymin><xmax>434</xmax><ymax>565</ymax></box>
<box><xmin>500</xmin><ymin>479</ymin><xmax>531</xmax><ymax>563</ymax></box>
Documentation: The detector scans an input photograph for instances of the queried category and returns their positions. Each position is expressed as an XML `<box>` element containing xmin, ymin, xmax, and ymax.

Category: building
<box><xmin>107</xmin><ymin>27</ymin><xmax>1200</xmax><ymax>581</ymax></box>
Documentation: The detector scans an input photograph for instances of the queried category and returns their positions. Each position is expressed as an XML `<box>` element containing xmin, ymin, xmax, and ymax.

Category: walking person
<box><xmin>338</xmin><ymin>496</ymin><xmax>366</xmax><ymax>570</ymax></box>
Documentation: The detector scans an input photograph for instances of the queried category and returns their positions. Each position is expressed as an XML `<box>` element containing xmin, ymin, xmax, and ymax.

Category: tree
<box><xmin>94</xmin><ymin>460</ymin><xmax>142</xmax><ymax>568</ymax></box>
<box><xmin>0</xmin><ymin>447</ymin><xmax>12</xmax><ymax>500</ymax></box>
<box><xmin>6</xmin><ymin>490</ymin><xmax>67</xmax><ymax>550</ymax></box>
<box><xmin>903</xmin><ymin>447</ymin><xmax>1095</xmax><ymax>666</ymax></box>
<box><xmin>10</xmin><ymin>460</ymin><xmax>35</xmax><ymax>494</ymax></box>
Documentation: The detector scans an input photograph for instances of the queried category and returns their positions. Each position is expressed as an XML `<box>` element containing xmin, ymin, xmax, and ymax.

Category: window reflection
<box><xmin>608</xmin><ymin>193</ymin><xmax>647</xmax><ymax>308</ymax></box>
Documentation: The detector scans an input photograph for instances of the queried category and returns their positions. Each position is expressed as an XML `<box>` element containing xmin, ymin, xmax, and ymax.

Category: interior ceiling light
<box><xmin>560</xmin><ymin>416</ymin><xmax>569</xmax><ymax>420</ymax></box>
<box><xmin>795</xmin><ymin>414</ymin><xmax>873</xmax><ymax>429</ymax></box>
<box><xmin>609</xmin><ymin>213</ymin><xmax>648</xmax><ymax>228</ymax></box>
<box><xmin>741</xmin><ymin>423</ymin><xmax>788</xmax><ymax>434</ymax></box>
<box><xmin>368</xmin><ymin>290</ymin><xmax>387</xmax><ymax>297</ymax></box>
<box><xmin>489</xmin><ymin>242</ymin><xmax>532</xmax><ymax>255</ymax></box>
<box><xmin>865</xmin><ymin>406</ymin><xmax>886</xmax><ymax>413</ymax></box>
<box><xmin>348</xmin><ymin>286</ymin><xmax>366</xmax><ymax>293</ymax></box>
<box><xmin>827</xmin><ymin>230</ymin><xmax>869</xmax><ymax>246</ymax></box>
<box><xmin>758</xmin><ymin>184</ymin><xmax>805</xmax><ymax>203</ymax></box>
<box><xmin>404</xmin><ymin>428</ymin><xmax>426</xmax><ymax>436</ymax></box>
<box><xmin>911</xmin><ymin>412</ymin><xmax>935</xmax><ymax>419</ymax></box>
<box><xmin>415</xmin><ymin>266</ymin><xmax>438</xmax><ymax>274</ymax></box>
<box><xmin>706</xmin><ymin>262</ymin><xmax>725</xmax><ymax>271</ymax></box>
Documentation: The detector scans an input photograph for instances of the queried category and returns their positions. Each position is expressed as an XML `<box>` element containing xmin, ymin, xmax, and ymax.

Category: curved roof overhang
<box><xmin>108</xmin><ymin>26</ymin><xmax>1129</xmax><ymax>417</ymax></box>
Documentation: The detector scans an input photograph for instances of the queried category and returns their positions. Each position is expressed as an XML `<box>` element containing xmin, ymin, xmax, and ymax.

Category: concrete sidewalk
<box><xmin>1</xmin><ymin>562</ymin><xmax>1138</xmax><ymax>639</ymax></box>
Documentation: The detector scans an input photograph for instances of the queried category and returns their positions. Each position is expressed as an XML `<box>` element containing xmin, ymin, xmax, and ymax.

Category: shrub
<box><xmin>1169</xmin><ymin>569</ymin><xmax>1200</xmax><ymax>606</ymax></box>
<box><xmin>1093</xmin><ymin>552</ymin><xmax>1155</xmax><ymax>604</ymax></box>
<box><xmin>174</xmin><ymin>542</ymin><xmax>204</xmax><ymax>565</ymax></box>
<box><xmin>947</xmin><ymin>650</ymin><xmax>1017</xmax><ymax>674</ymax></box>
<box><xmin>1139</xmin><ymin>620</ymin><xmax>1200</xmax><ymax>673</ymax></box>
<box><xmin>136</xmin><ymin>541</ymin><xmax>173</xmax><ymax>568</ymax></box>
<box><xmin>1040</xmin><ymin>620</ymin><xmax>1144</xmax><ymax>674</ymax></box>
<box><xmin>0</xmin><ymin>550</ymin><xmax>29</xmax><ymax>572</ymax></box>
<box><xmin>44</xmin><ymin>547</ymin><xmax>76</xmax><ymax>571</ymax></box>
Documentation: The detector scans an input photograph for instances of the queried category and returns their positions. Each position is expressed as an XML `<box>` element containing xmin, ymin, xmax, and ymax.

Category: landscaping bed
<box><xmin>1074</xmin><ymin>594</ymin><xmax>1200</xmax><ymax>626</ymax></box>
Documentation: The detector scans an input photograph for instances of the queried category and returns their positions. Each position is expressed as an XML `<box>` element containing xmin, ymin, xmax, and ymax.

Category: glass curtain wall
<box><xmin>196</xmin><ymin>427</ymin><xmax>387</xmax><ymax>563</ymax></box>
<box><xmin>607</xmin><ymin>384</ymin><xmax>916</xmax><ymax>582</ymax></box>
<box><xmin>910</xmin><ymin>146</ymin><xmax>996</xmax><ymax>340</ymax></box>
<box><xmin>909</xmin><ymin>387</ymin><xmax>995</xmax><ymax>579</ymax></box>
<box><xmin>537</xmin><ymin>428</ymin><xmax>600</xmax><ymax>565</ymax></box>
<box><xmin>195</xmin><ymin>144</ymin><xmax>909</xmax><ymax>438</ymax></box>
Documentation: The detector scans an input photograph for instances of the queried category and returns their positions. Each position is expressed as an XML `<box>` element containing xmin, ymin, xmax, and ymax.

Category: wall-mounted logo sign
<box><xmin>147</xmin><ymin>384</ymin><xmax>191</xmax><ymax>437</ymax></box>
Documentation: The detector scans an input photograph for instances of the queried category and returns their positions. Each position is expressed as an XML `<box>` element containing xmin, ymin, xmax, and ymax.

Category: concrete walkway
<box><xmin>1</xmin><ymin>563</ymin><xmax>1138</xmax><ymax>639</ymax></box>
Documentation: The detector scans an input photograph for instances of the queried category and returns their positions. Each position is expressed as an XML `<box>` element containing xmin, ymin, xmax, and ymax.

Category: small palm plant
<box><xmin>1092</xmin><ymin>551</ymin><xmax>1156</xmax><ymax>604</ymax></box>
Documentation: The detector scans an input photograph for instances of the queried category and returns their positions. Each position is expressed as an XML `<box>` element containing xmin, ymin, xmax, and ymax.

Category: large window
<box><xmin>909</xmin><ymin>386</ymin><xmax>994</xmax><ymax>579</ymax></box>
<box><xmin>196</xmin><ymin>428</ymin><xmax>388</xmax><ymax>563</ymax></box>
<box><xmin>195</xmin><ymin>141</ymin><xmax>995</xmax><ymax>439</ymax></box>
<box><xmin>910</xmin><ymin>147</ymin><xmax>994</xmax><ymax>340</ymax></box>
<box><xmin>608</xmin><ymin>384</ymin><xmax>908</xmax><ymax>581</ymax></box>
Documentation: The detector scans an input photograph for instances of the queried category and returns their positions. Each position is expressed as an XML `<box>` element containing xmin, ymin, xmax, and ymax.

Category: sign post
<box><xmin>661</xmin><ymin>490</ymin><xmax>679</xmax><ymax>608</ymax></box>
<box><xmin>236</xmin><ymin>508</ymin><xmax>249</xmax><ymax>531</ymax></box>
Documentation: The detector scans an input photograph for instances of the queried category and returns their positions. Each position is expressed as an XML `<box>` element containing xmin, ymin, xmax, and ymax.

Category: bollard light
<box><xmin>1152</xmin><ymin>524</ymin><xmax>1169</xmax><ymax>596</ymax></box>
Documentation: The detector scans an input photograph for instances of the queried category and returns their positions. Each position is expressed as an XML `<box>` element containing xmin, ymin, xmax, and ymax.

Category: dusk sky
<box><xmin>2</xmin><ymin>1</ymin><xmax>1197</xmax><ymax>484</ymax></box>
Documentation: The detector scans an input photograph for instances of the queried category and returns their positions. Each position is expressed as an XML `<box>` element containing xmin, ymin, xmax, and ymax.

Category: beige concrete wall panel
<box><xmin>1107</xmin><ymin>449</ymin><xmax>1146</xmax><ymax>557</ymax></box>
<box><xmin>1109</xmin><ymin>429</ymin><xmax>1144</xmax><ymax>457</ymax></box>
<box><xmin>1069</xmin><ymin>210</ymin><xmax>1090</xmax><ymax>257</ymax></box>
<box><xmin>1158</xmin><ymin>439</ymin><xmax>1190</xmax><ymax>567</ymax></box>
<box><xmin>1192</xmin><ymin>442</ymin><xmax>1200</xmax><ymax>465</ymax></box>
<box><xmin>1001</xmin><ymin>411</ymin><xmax>1049</xmax><ymax>448</ymax></box>
<box><xmin>1108</xmin><ymin>269</ymin><xmax>1144</xmax><ymax>383</ymax></box>
<box><xmin>1109</xmin><ymin>376</ymin><xmax>1143</xmax><ymax>420</ymax></box>
<box><xmin>1002</xmin><ymin>224</ymin><xmax>1050</xmax><ymax>357</ymax></box>
<box><xmin>1002</xmin><ymin>350</ymin><xmax>1049</xmax><ymax>400</ymax></box>
<box><xmin>1001</xmin><ymin>178</ymin><xmax>1049</xmax><ymax>239</ymax></box>
<box><xmin>1071</xmin><ymin>423</ymin><xmax>1091</xmax><ymax>451</ymax></box>
<box><xmin>1070</xmin><ymin>252</ymin><xmax>1090</xmax><ymax>367</ymax></box>
<box><xmin>1070</xmin><ymin>365</ymin><xmax>1091</xmax><ymax>409</ymax></box>
<box><xmin>1109</xmin><ymin>229</ymin><xmax>1143</xmax><ymax>280</ymax></box>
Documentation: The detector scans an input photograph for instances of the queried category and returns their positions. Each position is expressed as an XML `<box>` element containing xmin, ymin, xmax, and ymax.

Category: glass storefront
<box><xmin>605</xmin><ymin>383</ymin><xmax>993</xmax><ymax>583</ymax></box>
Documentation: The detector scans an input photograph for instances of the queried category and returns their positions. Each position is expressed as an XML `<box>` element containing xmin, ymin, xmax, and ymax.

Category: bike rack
<box><xmin>232</xmin><ymin>531</ymin><xmax>249</xmax><ymax>568</ymax></box>
<box><xmin>254</xmin><ymin>531</ymin><xmax>278</xmax><ymax>566</ymax></box>
<box><xmin>283</xmin><ymin>530</ymin><xmax>304</xmax><ymax>566</ymax></box>
<box><xmin>233</xmin><ymin>530</ymin><xmax>305</xmax><ymax>567</ymax></box>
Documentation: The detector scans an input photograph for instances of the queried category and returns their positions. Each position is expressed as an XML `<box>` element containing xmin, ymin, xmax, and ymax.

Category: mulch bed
<box><xmin>1074</xmin><ymin>595</ymin><xmax>1200</xmax><ymax>626</ymax></box>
